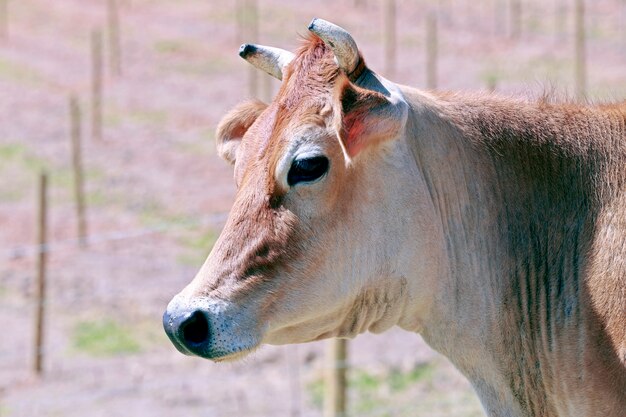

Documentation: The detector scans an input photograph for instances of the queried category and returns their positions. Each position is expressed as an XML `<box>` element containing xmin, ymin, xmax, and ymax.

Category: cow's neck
<box><xmin>401</xmin><ymin>89</ymin><xmax>610</xmax><ymax>416</ymax></box>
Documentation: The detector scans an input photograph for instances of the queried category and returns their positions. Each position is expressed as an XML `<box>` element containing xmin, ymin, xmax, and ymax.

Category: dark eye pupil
<box><xmin>287</xmin><ymin>156</ymin><xmax>329</xmax><ymax>186</ymax></box>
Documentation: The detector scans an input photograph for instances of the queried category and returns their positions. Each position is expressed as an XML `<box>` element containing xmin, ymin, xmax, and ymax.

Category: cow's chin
<box><xmin>209</xmin><ymin>345</ymin><xmax>260</xmax><ymax>363</ymax></box>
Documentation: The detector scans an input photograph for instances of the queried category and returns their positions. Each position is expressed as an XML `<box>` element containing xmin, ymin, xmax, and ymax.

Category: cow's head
<box><xmin>163</xmin><ymin>19</ymin><xmax>444</xmax><ymax>361</ymax></box>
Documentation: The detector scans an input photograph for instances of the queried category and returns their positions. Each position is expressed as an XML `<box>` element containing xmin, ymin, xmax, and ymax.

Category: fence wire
<box><xmin>0</xmin><ymin>211</ymin><xmax>229</xmax><ymax>261</ymax></box>
<box><xmin>0</xmin><ymin>208</ymin><xmax>480</xmax><ymax>416</ymax></box>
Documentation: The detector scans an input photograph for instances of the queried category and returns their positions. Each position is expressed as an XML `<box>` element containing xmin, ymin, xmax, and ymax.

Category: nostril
<box><xmin>181</xmin><ymin>310</ymin><xmax>210</xmax><ymax>345</ymax></box>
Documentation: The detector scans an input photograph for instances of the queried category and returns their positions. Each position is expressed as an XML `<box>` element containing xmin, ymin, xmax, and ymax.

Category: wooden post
<box><xmin>246</xmin><ymin>0</ymin><xmax>259</xmax><ymax>98</ymax></box>
<box><xmin>554</xmin><ymin>0</ymin><xmax>566</xmax><ymax>38</ymax></box>
<box><xmin>486</xmin><ymin>75</ymin><xmax>497</xmax><ymax>92</ymax></box>
<box><xmin>287</xmin><ymin>345</ymin><xmax>302</xmax><ymax>417</ymax></box>
<box><xmin>0</xmin><ymin>0</ymin><xmax>7</xmax><ymax>41</ymax></box>
<box><xmin>107</xmin><ymin>0</ymin><xmax>122</xmax><ymax>77</ymax></box>
<box><xmin>383</xmin><ymin>0</ymin><xmax>396</xmax><ymax>77</ymax></box>
<box><xmin>494</xmin><ymin>0</ymin><xmax>506</xmax><ymax>36</ymax></box>
<box><xmin>574</xmin><ymin>0</ymin><xmax>586</xmax><ymax>101</ymax></box>
<box><xmin>69</xmin><ymin>95</ymin><xmax>87</xmax><ymax>245</ymax></box>
<box><xmin>621</xmin><ymin>0</ymin><xmax>626</xmax><ymax>50</ymax></box>
<box><xmin>509</xmin><ymin>0</ymin><xmax>521</xmax><ymax>39</ymax></box>
<box><xmin>261</xmin><ymin>73</ymin><xmax>273</xmax><ymax>102</ymax></box>
<box><xmin>236</xmin><ymin>0</ymin><xmax>244</xmax><ymax>44</ymax></box>
<box><xmin>34</xmin><ymin>172</ymin><xmax>48</xmax><ymax>375</ymax></box>
<box><xmin>323</xmin><ymin>338</ymin><xmax>347</xmax><ymax>417</ymax></box>
<box><xmin>91</xmin><ymin>30</ymin><xmax>103</xmax><ymax>141</ymax></box>
<box><xmin>426</xmin><ymin>13</ymin><xmax>438</xmax><ymax>90</ymax></box>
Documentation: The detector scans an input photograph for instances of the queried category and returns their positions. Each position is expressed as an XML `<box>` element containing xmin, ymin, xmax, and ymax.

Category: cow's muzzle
<box><xmin>163</xmin><ymin>295</ymin><xmax>260</xmax><ymax>361</ymax></box>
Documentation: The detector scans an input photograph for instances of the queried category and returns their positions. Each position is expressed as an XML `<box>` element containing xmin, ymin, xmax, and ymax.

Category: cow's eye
<box><xmin>287</xmin><ymin>156</ymin><xmax>329</xmax><ymax>186</ymax></box>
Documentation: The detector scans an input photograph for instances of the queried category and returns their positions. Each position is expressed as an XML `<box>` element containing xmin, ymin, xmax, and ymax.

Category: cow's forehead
<box><xmin>235</xmin><ymin>35</ymin><xmax>340</xmax><ymax>187</ymax></box>
<box><xmin>278</xmin><ymin>36</ymin><xmax>340</xmax><ymax>109</ymax></box>
<box><xmin>236</xmin><ymin>100</ymin><xmax>327</xmax><ymax>190</ymax></box>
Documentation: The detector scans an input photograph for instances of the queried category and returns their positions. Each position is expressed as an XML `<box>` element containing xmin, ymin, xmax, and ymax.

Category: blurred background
<box><xmin>0</xmin><ymin>1</ymin><xmax>624</xmax><ymax>416</ymax></box>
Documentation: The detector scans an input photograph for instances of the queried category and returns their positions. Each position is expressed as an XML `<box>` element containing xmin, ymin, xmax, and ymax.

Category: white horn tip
<box><xmin>308</xmin><ymin>18</ymin><xmax>320</xmax><ymax>32</ymax></box>
<box><xmin>308</xmin><ymin>18</ymin><xmax>335</xmax><ymax>39</ymax></box>
<box><xmin>306</xmin><ymin>18</ymin><xmax>360</xmax><ymax>75</ymax></box>
<box><xmin>238</xmin><ymin>43</ymin><xmax>295</xmax><ymax>81</ymax></box>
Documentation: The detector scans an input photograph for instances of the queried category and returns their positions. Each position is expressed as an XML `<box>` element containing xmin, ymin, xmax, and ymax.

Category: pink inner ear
<box><xmin>337</xmin><ymin>79</ymin><xmax>391</xmax><ymax>158</ymax></box>
<box><xmin>343</xmin><ymin>113</ymin><xmax>369</xmax><ymax>157</ymax></box>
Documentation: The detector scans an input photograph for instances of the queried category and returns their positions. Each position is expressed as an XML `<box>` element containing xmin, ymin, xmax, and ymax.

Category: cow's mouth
<box><xmin>210</xmin><ymin>346</ymin><xmax>259</xmax><ymax>363</ymax></box>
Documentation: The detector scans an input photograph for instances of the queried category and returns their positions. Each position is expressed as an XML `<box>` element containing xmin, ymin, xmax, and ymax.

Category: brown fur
<box><xmin>205</xmin><ymin>35</ymin><xmax>626</xmax><ymax>416</ymax></box>
<box><xmin>404</xmin><ymin>91</ymin><xmax>626</xmax><ymax>415</ymax></box>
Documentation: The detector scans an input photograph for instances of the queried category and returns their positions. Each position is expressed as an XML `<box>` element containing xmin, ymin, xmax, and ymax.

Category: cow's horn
<box><xmin>239</xmin><ymin>44</ymin><xmax>295</xmax><ymax>81</ymax></box>
<box><xmin>308</xmin><ymin>18</ymin><xmax>360</xmax><ymax>75</ymax></box>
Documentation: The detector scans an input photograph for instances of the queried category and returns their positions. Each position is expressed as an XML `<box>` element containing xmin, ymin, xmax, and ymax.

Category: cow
<box><xmin>163</xmin><ymin>18</ymin><xmax>626</xmax><ymax>417</ymax></box>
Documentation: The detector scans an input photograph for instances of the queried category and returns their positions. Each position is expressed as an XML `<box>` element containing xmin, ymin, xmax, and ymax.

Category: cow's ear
<box><xmin>334</xmin><ymin>77</ymin><xmax>404</xmax><ymax>159</ymax></box>
<box><xmin>216</xmin><ymin>100</ymin><xmax>268</xmax><ymax>165</ymax></box>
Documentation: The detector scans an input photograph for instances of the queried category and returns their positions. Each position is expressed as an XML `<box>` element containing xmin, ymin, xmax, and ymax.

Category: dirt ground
<box><xmin>0</xmin><ymin>1</ymin><xmax>624</xmax><ymax>416</ymax></box>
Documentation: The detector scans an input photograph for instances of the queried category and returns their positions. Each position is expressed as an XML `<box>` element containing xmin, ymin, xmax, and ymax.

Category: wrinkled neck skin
<box><xmin>377</xmin><ymin>84</ymin><xmax>625</xmax><ymax>416</ymax></box>
<box><xmin>397</xmin><ymin>89</ymin><xmax>520</xmax><ymax>415</ymax></box>
<box><xmin>344</xmin><ymin>73</ymin><xmax>522</xmax><ymax>414</ymax></box>
<box><xmin>341</xmin><ymin>73</ymin><xmax>522</xmax><ymax>414</ymax></box>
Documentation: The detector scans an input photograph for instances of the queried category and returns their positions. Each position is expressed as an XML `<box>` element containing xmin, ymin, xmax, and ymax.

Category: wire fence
<box><xmin>1</xmin><ymin>197</ymin><xmax>480</xmax><ymax>417</ymax></box>
<box><xmin>0</xmin><ymin>211</ymin><xmax>229</xmax><ymax>261</ymax></box>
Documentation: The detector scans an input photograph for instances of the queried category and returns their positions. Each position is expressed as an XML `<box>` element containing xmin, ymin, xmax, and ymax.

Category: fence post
<box><xmin>621</xmin><ymin>1</ymin><xmax>626</xmax><ymax>50</ymax></box>
<box><xmin>554</xmin><ymin>0</ymin><xmax>566</xmax><ymax>38</ymax></box>
<box><xmin>324</xmin><ymin>338</ymin><xmax>347</xmax><ymax>417</ymax></box>
<box><xmin>574</xmin><ymin>0</ymin><xmax>586</xmax><ymax>100</ymax></box>
<box><xmin>486</xmin><ymin>75</ymin><xmax>497</xmax><ymax>92</ymax></box>
<box><xmin>509</xmin><ymin>0</ymin><xmax>521</xmax><ymax>39</ymax></box>
<box><xmin>493</xmin><ymin>0</ymin><xmax>505</xmax><ymax>36</ymax></box>
<box><xmin>383</xmin><ymin>0</ymin><xmax>396</xmax><ymax>77</ymax></box>
<box><xmin>288</xmin><ymin>345</ymin><xmax>302</xmax><ymax>417</ymax></box>
<box><xmin>246</xmin><ymin>0</ymin><xmax>259</xmax><ymax>97</ymax></box>
<box><xmin>107</xmin><ymin>0</ymin><xmax>122</xmax><ymax>77</ymax></box>
<box><xmin>426</xmin><ymin>13</ymin><xmax>438</xmax><ymax>89</ymax></box>
<box><xmin>91</xmin><ymin>30</ymin><xmax>103</xmax><ymax>141</ymax></box>
<box><xmin>261</xmin><ymin>73</ymin><xmax>273</xmax><ymax>102</ymax></box>
<box><xmin>0</xmin><ymin>0</ymin><xmax>7</xmax><ymax>41</ymax></box>
<box><xmin>69</xmin><ymin>95</ymin><xmax>87</xmax><ymax>245</ymax></box>
<box><xmin>34</xmin><ymin>172</ymin><xmax>48</xmax><ymax>375</ymax></box>
<box><xmin>236</xmin><ymin>0</ymin><xmax>244</xmax><ymax>44</ymax></box>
